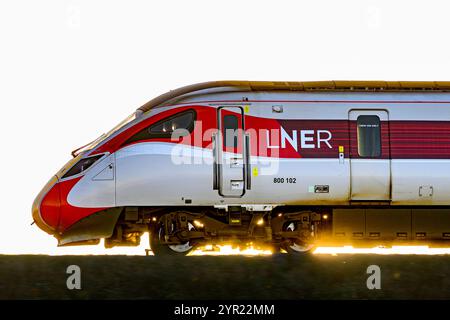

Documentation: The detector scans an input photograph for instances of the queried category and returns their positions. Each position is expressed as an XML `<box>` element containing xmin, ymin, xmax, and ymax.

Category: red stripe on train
<box><xmin>92</xmin><ymin>106</ymin><xmax>450</xmax><ymax>160</ymax></box>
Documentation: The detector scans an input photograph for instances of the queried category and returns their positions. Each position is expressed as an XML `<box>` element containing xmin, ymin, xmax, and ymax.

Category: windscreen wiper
<box><xmin>71</xmin><ymin>133</ymin><xmax>106</xmax><ymax>157</ymax></box>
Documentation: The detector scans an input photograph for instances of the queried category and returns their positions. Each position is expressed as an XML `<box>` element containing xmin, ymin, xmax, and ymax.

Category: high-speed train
<box><xmin>32</xmin><ymin>80</ymin><xmax>450</xmax><ymax>255</ymax></box>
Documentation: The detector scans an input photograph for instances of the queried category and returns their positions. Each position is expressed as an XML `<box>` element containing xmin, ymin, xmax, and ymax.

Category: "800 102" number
<box><xmin>273</xmin><ymin>177</ymin><xmax>296</xmax><ymax>184</ymax></box>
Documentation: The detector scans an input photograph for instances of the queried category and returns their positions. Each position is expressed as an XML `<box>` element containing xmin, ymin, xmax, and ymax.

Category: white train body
<box><xmin>32</xmin><ymin>81</ymin><xmax>450</xmax><ymax>253</ymax></box>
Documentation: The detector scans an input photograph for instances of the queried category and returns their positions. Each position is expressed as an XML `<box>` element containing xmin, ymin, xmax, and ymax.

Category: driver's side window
<box><xmin>124</xmin><ymin>110</ymin><xmax>195</xmax><ymax>145</ymax></box>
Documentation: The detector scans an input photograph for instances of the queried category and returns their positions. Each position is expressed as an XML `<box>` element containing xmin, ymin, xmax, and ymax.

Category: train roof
<box><xmin>138</xmin><ymin>80</ymin><xmax>450</xmax><ymax>113</ymax></box>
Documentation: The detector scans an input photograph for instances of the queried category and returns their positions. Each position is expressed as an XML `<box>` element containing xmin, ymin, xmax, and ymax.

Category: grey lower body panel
<box><xmin>332</xmin><ymin>208</ymin><xmax>450</xmax><ymax>241</ymax></box>
<box><xmin>58</xmin><ymin>207</ymin><xmax>122</xmax><ymax>246</ymax></box>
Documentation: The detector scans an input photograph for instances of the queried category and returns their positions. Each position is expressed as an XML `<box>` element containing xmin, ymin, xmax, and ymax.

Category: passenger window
<box><xmin>124</xmin><ymin>110</ymin><xmax>195</xmax><ymax>145</ymax></box>
<box><xmin>223</xmin><ymin>115</ymin><xmax>239</xmax><ymax>147</ymax></box>
<box><xmin>357</xmin><ymin>115</ymin><xmax>381</xmax><ymax>157</ymax></box>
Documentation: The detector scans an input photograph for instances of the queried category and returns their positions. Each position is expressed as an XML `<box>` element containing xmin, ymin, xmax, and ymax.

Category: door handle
<box><xmin>245</xmin><ymin>133</ymin><xmax>251</xmax><ymax>190</ymax></box>
<box><xmin>230</xmin><ymin>157</ymin><xmax>243</xmax><ymax>168</ymax></box>
<box><xmin>212</xmin><ymin>133</ymin><xmax>219</xmax><ymax>190</ymax></box>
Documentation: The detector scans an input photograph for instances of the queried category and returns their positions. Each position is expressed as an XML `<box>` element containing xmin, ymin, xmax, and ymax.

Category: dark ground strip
<box><xmin>1</xmin><ymin>254</ymin><xmax>450</xmax><ymax>299</ymax></box>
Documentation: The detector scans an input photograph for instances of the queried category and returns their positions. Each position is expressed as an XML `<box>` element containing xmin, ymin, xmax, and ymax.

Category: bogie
<box><xmin>105</xmin><ymin>207</ymin><xmax>324</xmax><ymax>256</ymax></box>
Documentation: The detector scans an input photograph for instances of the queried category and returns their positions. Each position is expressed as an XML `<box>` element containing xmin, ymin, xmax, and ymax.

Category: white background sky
<box><xmin>1</xmin><ymin>0</ymin><xmax>450</xmax><ymax>254</ymax></box>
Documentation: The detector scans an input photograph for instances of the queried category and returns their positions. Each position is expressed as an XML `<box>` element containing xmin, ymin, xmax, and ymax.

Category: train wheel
<box><xmin>150</xmin><ymin>221</ymin><xmax>196</xmax><ymax>256</ymax></box>
<box><xmin>281</xmin><ymin>222</ymin><xmax>315</xmax><ymax>254</ymax></box>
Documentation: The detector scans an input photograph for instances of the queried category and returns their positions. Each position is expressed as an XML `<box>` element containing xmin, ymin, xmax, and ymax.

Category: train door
<box><xmin>213</xmin><ymin>106</ymin><xmax>250</xmax><ymax>197</ymax></box>
<box><xmin>349</xmin><ymin>110</ymin><xmax>391</xmax><ymax>201</ymax></box>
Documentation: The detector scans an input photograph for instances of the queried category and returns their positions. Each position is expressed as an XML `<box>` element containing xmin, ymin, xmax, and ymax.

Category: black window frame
<box><xmin>356</xmin><ymin>115</ymin><xmax>382</xmax><ymax>158</ymax></box>
<box><xmin>61</xmin><ymin>154</ymin><xmax>105</xmax><ymax>179</ymax></box>
<box><xmin>124</xmin><ymin>109</ymin><xmax>196</xmax><ymax>145</ymax></box>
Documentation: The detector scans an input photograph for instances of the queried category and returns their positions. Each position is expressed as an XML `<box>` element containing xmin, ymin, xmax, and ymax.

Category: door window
<box><xmin>223</xmin><ymin>114</ymin><xmax>239</xmax><ymax>148</ymax></box>
<box><xmin>357</xmin><ymin>115</ymin><xmax>381</xmax><ymax>157</ymax></box>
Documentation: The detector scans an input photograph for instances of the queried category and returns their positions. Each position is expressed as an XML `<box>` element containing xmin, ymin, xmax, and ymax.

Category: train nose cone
<box><xmin>32</xmin><ymin>175</ymin><xmax>61</xmax><ymax>234</ymax></box>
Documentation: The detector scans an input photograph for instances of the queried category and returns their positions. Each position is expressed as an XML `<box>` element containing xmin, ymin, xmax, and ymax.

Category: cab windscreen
<box><xmin>62</xmin><ymin>154</ymin><xmax>104</xmax><ymax>179</ymax></box>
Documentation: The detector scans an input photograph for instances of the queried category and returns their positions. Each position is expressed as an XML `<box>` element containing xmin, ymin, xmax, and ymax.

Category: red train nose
<box><xmin>32</xmin><ymin>176</ymin><xmax>61</xmax><ymax>234</ymax></box>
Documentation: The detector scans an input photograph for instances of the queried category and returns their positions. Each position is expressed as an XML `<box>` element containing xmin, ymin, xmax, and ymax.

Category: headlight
<box><xmin>62</xmin><ymin>154</ymin><xmax>104</xmax><ymax>179</ymax></box>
